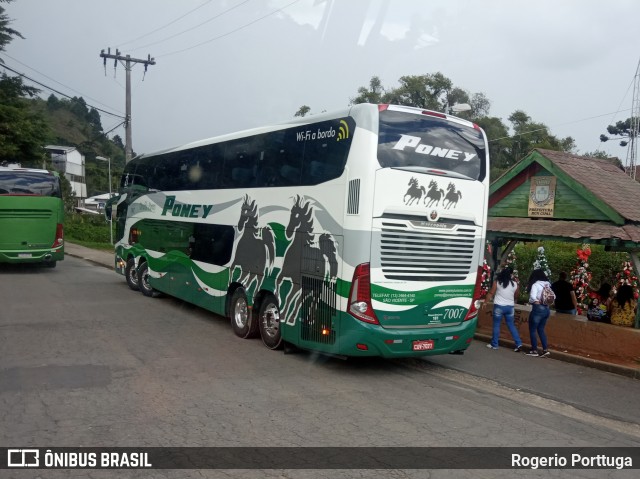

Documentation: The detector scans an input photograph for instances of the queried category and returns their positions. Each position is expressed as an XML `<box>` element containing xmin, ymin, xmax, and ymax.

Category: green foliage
<box><xmin>65</xmin><ymin>213</ymin><xmax>113</xmax><ymax>248</ymax></box>
<box><xmin>32</xmin><ymin>95</ymin><xmax>125</xmax><ymax>196</ymax></box>
<box><xmin>58</xmin><ymin>173</ymin><xmax>76</xmax><ymax>215</ymax></box>
<box><xmin>513</xmin><ymin>241</ymin><xmax>628</xmax><ymax>302</ymax></box>
<box><xmin>350</xmin><ymin>73</ymin><xmax>575</xmax><ymax>171</ymax></box>
<box><xmin>0</xmin><ymin>0</ymin><xmax>22</xmax><ymax>57</ymax></box>
<box><xmin>0</xmin><ymin>74</ymin><xmax>52</xmax><ymax>164</ymax></box>
<box><xmin>600</xmin><ymin>117</ymin><xmax>638</xmax><ymax>147</ymax></box>
<box><xmin>294</xmin><ymin>105</ymin><xmax>311</xmax><ymax>118</ymax></box>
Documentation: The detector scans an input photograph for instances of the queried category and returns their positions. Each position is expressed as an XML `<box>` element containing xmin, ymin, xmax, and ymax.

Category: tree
<box><xmin>475</xmin><ymin>116</ymin><xmax>512</xmax><ymax>176</ymax></box>
<box><xmin>600</xmin><ymin>117</ymin><xmax>638</xmax><ymax>147</ymax></box>
<box><xmin>0</xmin><ymin>1</ymin><xmax>51</xmax><ymax>165</ymax></box>
<box><xmin>0</xmin><ymin>0</ymin><xmax>22</xmax><ymax>61</ymax></box>
<box><xmin>0</xmin><ymin>74</ymin><xmax>51</xmax><ymax>165</ymax></box>
<box><xmin>294</xmin><ymin>105</ymin><xmax>311</xmax><ymax>118</ymax></box>
<box><xmin>350</xmin><ymin>76</ymin><xmax>385</xmax><ymax>105</ymax></box>
<box><xmin>507</xmin><ymin>110</ymin><xmax>575</xmax><ymax>163</ymax></box>
<box><xmin>468</xmin><ymin>92</ymin><xmax>491</xmax><ymax>119</ymax></box>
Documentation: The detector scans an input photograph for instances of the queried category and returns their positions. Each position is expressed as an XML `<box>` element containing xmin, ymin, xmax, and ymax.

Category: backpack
<box><xmin>540</xmin><ymin>282</ymin><xmax>556</xmax><ymax>306</ymax></box>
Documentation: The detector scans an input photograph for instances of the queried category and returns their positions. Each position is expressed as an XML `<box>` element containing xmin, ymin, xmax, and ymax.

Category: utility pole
<box><xmin>627</xmin><ymin>57</ymin><xmax>640</xmax><ymax>181</ymax></box>
<box><xmin>100</xmin><ymin>48</ymin><xmax>155</xmax><ymax>163</ymax></box>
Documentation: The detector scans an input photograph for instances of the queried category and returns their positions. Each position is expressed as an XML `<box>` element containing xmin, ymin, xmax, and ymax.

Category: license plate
<box><xmin>412</xmin><ymin>339</ymin><xmax>434</xmax><ymax>351</ymax></box>
<box><xmin>18</xmin><ymin>253</ymin><xmax>32</xmax><ymax>258</ymax></box>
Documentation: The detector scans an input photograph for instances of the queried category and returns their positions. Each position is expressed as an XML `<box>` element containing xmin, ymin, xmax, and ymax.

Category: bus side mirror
<box><xmin>104</xmin><ymin>195</ymin><xmax>120</xmax><ymax>221</ymax></box>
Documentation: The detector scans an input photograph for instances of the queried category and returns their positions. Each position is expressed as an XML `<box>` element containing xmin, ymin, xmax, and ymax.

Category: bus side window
<box><xmin>280</xmin><ymin>164</ymin><xmax>301</xmax><ymax>185</ymax></box>
<box><xmin>191</xmin><ymin>224</ymin><xmax>235</xmax><ymax>266</ymax></box>
<box><xmin>222</xmin><ymin>139</ymin><xmax>260</xmax><ymax>188</ymax></box>
<box><xmin>198</xmin><ymin>144</ymin><xmax>223</xmax><ymax>189</ymax></box>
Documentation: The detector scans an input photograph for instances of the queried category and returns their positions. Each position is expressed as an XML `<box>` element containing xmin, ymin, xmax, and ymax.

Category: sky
<box><xmin>3</xmin><ymin>0</ymin><xmax>640</xmax><ymax>164</ymax></box>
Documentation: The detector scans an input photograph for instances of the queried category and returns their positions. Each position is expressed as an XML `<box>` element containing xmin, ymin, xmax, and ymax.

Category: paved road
<box><xmin>1</xmin><ymin>256</ymin><xmax>639</xmax><ymax>479</ymax></box>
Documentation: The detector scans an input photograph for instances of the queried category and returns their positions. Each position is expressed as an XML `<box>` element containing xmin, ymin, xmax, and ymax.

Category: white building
<box><xmin>45</xmin><ymin>145</ymin><xmax>87</xmax><ymax>204</ymax></box>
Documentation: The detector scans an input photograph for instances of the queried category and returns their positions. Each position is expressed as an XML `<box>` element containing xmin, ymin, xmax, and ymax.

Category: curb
<box><xmin>475</xmin><ymin>333</ymin><xmax>640</xmax><ymax>380</ymax></box>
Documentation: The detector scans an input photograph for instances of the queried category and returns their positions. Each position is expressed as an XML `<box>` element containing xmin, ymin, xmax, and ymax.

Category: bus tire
<box><xmin>258</xmin><ymin>294</ymin><xmax>282</xmax><ymax>350</ymax></box>
<box><xmin>125</xmin><ymin>258</ymin><xmax>140</xmax><ymax>291</ymax></box>
<box><xmin>138</xmin><ymin>261</ymin><xmax>161</xmax><ymax>298</ymax></box>
<box><xmin>44</xmin><ymin>261</ymin><xmax>57</xmax><ymax>268</ymax></box>
<box><xmin>229</xmin><ymin>288</ymin><xmax>257</xmax><ymax>339</ymax></box>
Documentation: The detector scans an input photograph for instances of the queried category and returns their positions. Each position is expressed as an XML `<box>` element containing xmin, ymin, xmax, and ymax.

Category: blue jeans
<box><xmin>529</xmin><ymin>304</ymin><xmax>550</xmax><ymax>351</ymax></box>
<box><xmin>556</xmin><ymin>308</ymin><xmax>576</xmax><ymax>315</ymax></box>
<box><xmin>491</xmin><ymin>304</ymin><xmax>522</xmax><ymax>348</ymax></box>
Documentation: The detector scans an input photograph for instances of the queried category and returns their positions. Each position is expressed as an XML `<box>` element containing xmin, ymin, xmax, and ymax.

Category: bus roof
<box><xmin>0</xmin><ymin>166</ymin><xmax>55</xmax><ymax>175</ymax></box>
<box><xmin>133</xmin><ymin>103</ymin><xmax>478</xmax><ymax>162</ymax></box>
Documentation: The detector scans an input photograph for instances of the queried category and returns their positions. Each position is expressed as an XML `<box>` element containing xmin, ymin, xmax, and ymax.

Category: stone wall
<box><xmin>477</xmin><ymin>303</ymin><xmax>640</xmax><ymax>366</ymax></box>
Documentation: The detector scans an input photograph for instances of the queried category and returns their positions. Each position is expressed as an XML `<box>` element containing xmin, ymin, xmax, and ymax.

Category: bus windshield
<box><xmin>0</xmin><ymin>170</ymin><xmax>62</xmax><ymax>197</ymax></box>
<box><xmin>377</xmin><ymin>109</ymin><xmax>487</xmax><ymax>181</ymax></box>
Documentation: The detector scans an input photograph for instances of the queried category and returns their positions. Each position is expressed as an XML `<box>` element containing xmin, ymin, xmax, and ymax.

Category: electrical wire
<box><xmin>157</xmin><ymin>0</ymin><xmax>302</xmax><ymax>58</ymax></box>
<box><xmin>0</xmin><ymin>63</ymin><xmax>125</xmax><ymax>119</ymax></box>
<box><xmin>3</xmin><ymin>53</ymin><xmax>125</xmax><ymax>116</ymax></box>
<box><xmin>128</xmin><ymin>0</ymin><xmax>254</xmax><ymax>53</ymax></box>
<box><xmin>116</xmin><ymin>0</ymin><xmax>215</xmax><ymax>49</ymax></box>
<box><xmin>488</xmin><ymin>108</ymin><xmax>633</xmax><ymax>144</ymax></box>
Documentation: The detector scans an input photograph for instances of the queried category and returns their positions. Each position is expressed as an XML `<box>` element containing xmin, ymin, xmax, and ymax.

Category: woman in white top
<box><xmin>485</xmin><ymin>267</ymin><xmax>522</xmax><ymax>352</ymax></box>
<box><xmin>525</xmin><ymin>269</ymin><xmax>552</xmax><ymax>357</ymax></box>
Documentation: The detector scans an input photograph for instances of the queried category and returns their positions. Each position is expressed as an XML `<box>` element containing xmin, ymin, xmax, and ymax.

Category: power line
<box><xmin>488</xmin><ymin>108</ymin><xmax>632</xmax><ymax>144</ymax></box>
<box><xmin>157</xmin><ymin>0</ymin><xmax>302</xmax><ymax>58</ymax></box>
<box><xmin>0</xmin><ymin>63</ymin><xmax>125</xmax><ymax>119</ymax></box>
<box><xmin>3</xmin><ymin>53</ymin><xmax>125</xmax><ymax>115</ymax></box>
<box><xmin>116</xmin><ymin>0</ymin><xmax>215</xmax><ymax>49</ymax></box>
<box><xmin>129</xmin><ymin>0</ymin><xmax>253</xmax><ymax>53</ymax></box>
<box><xmin>99</xmin><ymin>49</ymin><xmax>156</xmax><ymax>163</ymax></box>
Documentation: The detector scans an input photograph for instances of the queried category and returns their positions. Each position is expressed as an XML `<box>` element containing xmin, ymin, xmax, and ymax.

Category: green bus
<box><xmin>0</xmin><ymin>166</ymin><xmax>64</xmax><ymax>267</ymax></box>
<box><xmin>108</xmin><ymin>104</ymin><xmax>489</xmax><ymax>357</ymax></box>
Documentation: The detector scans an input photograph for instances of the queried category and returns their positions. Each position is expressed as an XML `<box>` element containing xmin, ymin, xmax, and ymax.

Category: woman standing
<box><xmin>526</xmin><ymin>269</ymin><xmax>552</xmax><ymax>357</ymax></box>
<box><xmin>608</xmin><ymin>284</ymin><xmax>638</xmax><ymax>327</ymax></box>
<box><xmin>485</xmin><ymin>267</ymin><xmax>523</xmax><ymax>352</ymax></box>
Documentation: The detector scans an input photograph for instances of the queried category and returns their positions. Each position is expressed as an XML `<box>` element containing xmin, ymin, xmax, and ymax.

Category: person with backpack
<box><xmin>485</xmin><ymin>267</ymin><xmax>523</xmax><ymax>352</ymax></box>
<box><xmin>525</xmin><ymin>269</ymin><xmax>554</xmax><ymax>357</ymax></box>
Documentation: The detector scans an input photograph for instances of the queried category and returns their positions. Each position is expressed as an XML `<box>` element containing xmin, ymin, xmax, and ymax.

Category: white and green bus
<box><xmin>108</xmin><ymin>103</ymin><xmax>489</xmax><ymax>357</ymax></box>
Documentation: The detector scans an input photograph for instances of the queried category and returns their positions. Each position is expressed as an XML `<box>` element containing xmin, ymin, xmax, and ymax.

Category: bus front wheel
<box><xmin>138</xmin><ymin>261</ymin><xmax>161</xmax><ymax>298</ymax></box>
<box><xmin>258</xmin><ymin>294</ymin><xmax>282</xmax><ymax>350</ymax></box>
<box><xmin>125</xmin><ymin>258</ymin><xmax>140</xmax><ymax>291</ymax></box>
<box><xmin>229</xmin><ymin>288</ymin><xmax>257</xmax><ymax>339</ymax></box>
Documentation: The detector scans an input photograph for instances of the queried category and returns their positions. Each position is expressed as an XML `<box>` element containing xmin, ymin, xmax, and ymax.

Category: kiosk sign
<box><xmin>528</xmin><ymin>176</ymin><xmax>556</xmax><ymax>217</ymax></box>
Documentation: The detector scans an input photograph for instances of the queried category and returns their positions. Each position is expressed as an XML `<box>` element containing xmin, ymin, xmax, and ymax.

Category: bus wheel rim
<box><xmin>128</xmin><ymin>265</ymin><xmax>138</xmax><ymax>285</ymax></box>
<box><xmin>234</xmin><ymin>298</ymin><xmax>248</xmax><ymax>329</ymax></box>
<box><xmin>261</xmin><ymin>303</ymin><xmax>280</xmax><ymax>338</ymax></box>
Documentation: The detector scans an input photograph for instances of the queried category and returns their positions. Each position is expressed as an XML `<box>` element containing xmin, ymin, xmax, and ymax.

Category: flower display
<box><xmin>613</xmin><ymin>258</ymin><xmax>639</xmax><ymax>300</ymax></box>
<box><xmin>570</xmin><ymin>244</ymin><xmax>592</xmax><ymax>314</ymax></box>
<box><xmin>480</xmin><ymin>258</ymin><xmax>491</xmax><ymax>298</ymax></box>
<box><xmin>504</xmin><ymin>249</ymin><xmax>519</xmax><ymax>283</ymax></box>
<box><xmin>532</xmin><ymin>245</ymin><xmax>552</xmax><ymax>279</ymax></box>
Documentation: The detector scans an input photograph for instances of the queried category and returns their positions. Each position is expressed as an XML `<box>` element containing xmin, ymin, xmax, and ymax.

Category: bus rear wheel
<box><xmin>125</xmin><ymin>258</ymin><xmax>139</xmax><ymax>291</ymax></box>
<box><xmin>258</xmin><ymin>294</ymin><xmax>282</xmax><ymax>350</ymax></box>
<box><xmin>138</xmin><ymin>261</ymin><xmax>161</xmax><ymax>298</ymax></box>
<box><xmin>229</xmin><ymin>288</ymin><xmax>257</xmax><ymax>339</ymax></box>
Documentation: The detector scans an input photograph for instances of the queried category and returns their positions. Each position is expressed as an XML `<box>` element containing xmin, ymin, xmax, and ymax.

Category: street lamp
<box><xmin>96</xmin><ymin>156</ymin><xmax>113</xmax><ymax>245</ymax></box>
